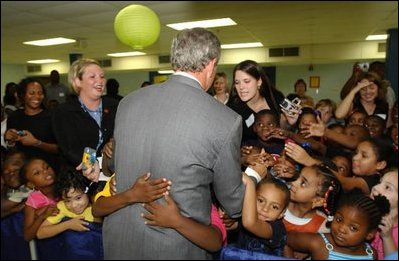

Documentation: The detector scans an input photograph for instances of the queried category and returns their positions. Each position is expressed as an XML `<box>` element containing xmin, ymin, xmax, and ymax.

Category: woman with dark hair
<box><xmin>4</xmin><ymin>77</ymin><xmax>59</xmax><ymax>170</ymax></box>
<box><xmin>227</xmin><ymin>60</ymin><xmax>284</xmax><ymax>143</ymax></box>
<box><xmin>294</xmin><ymin>78</ymin><xmax>314</xmax><ymax>108</ymax></box>
<box><xmin>3</xmin><ymin>82</ymin><xmax>23</xmax><ymax>117</ymax></box>
<box><xmin>336</xmin><ymin>71</ymin><xmax>389</xmax><ymax>124</ymax></box>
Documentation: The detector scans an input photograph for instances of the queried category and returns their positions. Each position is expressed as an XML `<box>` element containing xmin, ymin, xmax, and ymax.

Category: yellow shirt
<box><xmin>47</xmin><ymin>201</ymin><xmax>96</xmax><ymax>224</ymax></box>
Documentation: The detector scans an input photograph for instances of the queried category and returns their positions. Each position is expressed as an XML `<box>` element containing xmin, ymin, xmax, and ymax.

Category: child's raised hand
<box><xmin>67</xmin><ymin>217</ymin><xmax>90</xmax><ymax>232</ymax></box>
<box><xmin>127</xmin><ymin>172</ymin><xmax>171</xmax><ymax>203</ymax></box>
<box><xmin>379</xmin><ymin>215</ymin><xmax>394</xmax><ymax>238</ymax></box>
<box><xmin>303</xmin><ymin>115</ymin><xmax>325</xmax><ymax>138</ymax></box>
<box><xmin>141</xmin><ymin>194</ymin><xmax>180</xmax><ymax>229</ymax></box>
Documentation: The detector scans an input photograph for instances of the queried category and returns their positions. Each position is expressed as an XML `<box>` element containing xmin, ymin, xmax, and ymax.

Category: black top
<box><xmin>353</xmin><ymin>98</ymin><xmax>389</xmax><ymax>120</ymax></box>
<box><xmin>228</xmin><ymin>90</ymin><xmax>284</xmax><ymax>144</ymax></box>
<box><xmin>52</xmin><ymin>96</ymin><xmax>118</xmax><ymax>168</ymax></box>
<box><xmin>7</xmin><ymin>109</ymin><xmax>59</xmax><ymax>169</ymax></box>
<box><xmin>236</xmin><ymin>219</ymin><xmax>287</xmax><ymax>257</ymax></box>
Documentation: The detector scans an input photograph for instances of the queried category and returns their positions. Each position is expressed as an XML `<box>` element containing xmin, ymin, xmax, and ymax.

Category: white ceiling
<box><xmin>1</xmin><ymin>1</ymin><xmax>398</xmax><ymax>65</ymax></box>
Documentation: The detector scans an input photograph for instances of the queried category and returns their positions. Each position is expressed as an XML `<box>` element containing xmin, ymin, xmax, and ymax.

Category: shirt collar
<box><xmin>174</xmin><ymin>71</ymin><xmax>202</xmax><ymax>87</ymax></box>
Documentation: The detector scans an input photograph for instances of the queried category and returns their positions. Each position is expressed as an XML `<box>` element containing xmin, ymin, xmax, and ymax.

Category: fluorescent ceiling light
<box><xmin>221</xmin><ymin>42</ymin><xmax>263</xmax><ymax>49</ymax></box>
<box><xmin>27</xmin><ymin>59</ymin><xmax>60</xmax><ymax>64</ymax></box>
<box><xmin>107</xmin><ymin>51</ymin><xmax>146</xmax><ymax>57</ymax></box>
<box><xmin>167</xmin><ymin>18</ymin><xmax>236</xmax><ymax>30</ymax></box>
<box><xmin>158</xmin><ymin>70</ymin><xmax>174</xmax><ymax>74</ymax></box>
<box><xmin>23</xmin><ymin>37</ymin><xmax>76</xmax><ymax>46</ymax></box>
<box><xmin>366</xmin><ymin>34</ymin><xmax>388</xmax><ymax>40</ymax></box>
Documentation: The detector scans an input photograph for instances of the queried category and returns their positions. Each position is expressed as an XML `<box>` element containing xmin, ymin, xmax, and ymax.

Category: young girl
<box><xmin>284</xmin><ymin>164</ymin><xmax>341</xmax><ymax>234</ymax></box>
<box><xmin>238</xmin><ymin>175</ymin><xmax>290</xmax><ymax>256</ymax></box>
<box><xmin>36</xmin><ymin>169</ymin><xmax>101</xmax><ymax>239</ymax></box>
<box><xmin>333</xmin><ymin>137</ymin><xmax>393</xmax><ymax>194</ymax></box>
<box><xmin>331</xmin><ymin>153</ymin><xmax>352</xmax><ymax>178</ymax></box>
<box><xmin>19</xmin><ymin>157</ymin><xmax>59</xmax><ymax>241</ymax></box>
<box><xmin>370</xmin><ymin>168</ymin><xmax>398</xmax><ymax>260</ymax></box>
<box><xmin>36</xmin><ymin>169</ymin><xmax>103</xmax><ymax>260</ymax></box>
<box><xmin>287</xmin><ymin>191</ymin><xmax>390</xmax><ymax>260</ymax></box>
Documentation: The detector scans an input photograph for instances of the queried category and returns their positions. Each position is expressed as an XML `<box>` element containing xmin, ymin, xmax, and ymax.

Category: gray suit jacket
<box><xmin>103</xmin><ymin>75</ymin><xmax>245</xmax><ymax>259</ymax></box>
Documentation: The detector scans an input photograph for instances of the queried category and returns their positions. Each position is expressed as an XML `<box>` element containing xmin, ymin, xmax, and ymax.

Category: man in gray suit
<box><xmin>102</xmin><ymin>28</ymin><xmax>246</xmax><ymax>259</ymax></box>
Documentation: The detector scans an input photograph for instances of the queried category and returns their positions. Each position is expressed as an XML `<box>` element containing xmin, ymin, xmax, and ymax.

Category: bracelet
<box><xmin>36</xmin><ymin>140</ymin><xmax>42</xmax><ymax>147</ymax></box>
<box><xmin>245</xmin><ymin>167</ymin><xmax>262</xmax><ymax>183</ymax></box>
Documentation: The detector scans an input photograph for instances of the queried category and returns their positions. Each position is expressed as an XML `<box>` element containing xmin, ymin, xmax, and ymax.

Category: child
<box><xmin>1</xmin><ymin>151</ymin><xmax>30</xmax><ymax>218</ymax></box>
<box><xmin>243</xmin><ymin>109</ymin><xmax>285</xmax><ymax>157</ymax></box>
<box><xmin>1</xmin><ymin>151</ymin><xmax>31</xmax><ymax>260</ymax></box>
<box><xmin>334</xmin><ymin>137</ymin><xmax>393</xmax><ymax>194</ymax></box>
<box><xmin>315</xmin><ymin>98</ymin><xmax>340</xmax><ymax>127</ymax></box>
<box><xmin>19</xmin><ymin>157</ymin><xmax>59</xmax><ymax>241</ymax></box>
<box><xmin>36</xmin><ymin>169</ymin><xmax>101</xmax><ymax>239</ymax></box>
<box><xmin>287</xmin><ymin>191</ymin><xmax>390</xmax><ymax>260</ymax></box>
<box><xmin>36</xmin><ymin>169</ymin><xmax>103</xmax><ymax>260</ymax></box>
<box><xmin>238</xmin><ymin>175</ymin><xmax>290</xmax><ymax>256</ymax></box>
<box><xmin>347</xmin><ymin>110</ymin><xmax>367</xmax><ymax>126</ymax></box>
<box><xmin>370</xmin><ymin>168</ymin><xmax>398</xmax><ymax>260</ymax></box>
<box><xmin>364</xmin><ymin>115</ymin><xmax>387</xmax><ymax>138</ymax></box>
<box><xmin>284</xmin><ymin>164</ymin><xmax>341</xmax><ymax>234</ymax></box>
<box><xmin>331</xmin><ymin>153</ymin><xmax>352</xmax><ymax>178</ymax></box>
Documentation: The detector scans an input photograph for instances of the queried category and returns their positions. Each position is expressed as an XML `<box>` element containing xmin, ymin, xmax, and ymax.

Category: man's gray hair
<box><xmin>171</xmin><ymin>28</ymin><xmax>221</xmax><ymax>72</ymax></box>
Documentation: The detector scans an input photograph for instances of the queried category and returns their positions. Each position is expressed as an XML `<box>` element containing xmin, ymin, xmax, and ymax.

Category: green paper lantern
<box><xmin>114</xmin><ymin>4</ymin><xmax>160</xmax><ymax>49</ymax></box>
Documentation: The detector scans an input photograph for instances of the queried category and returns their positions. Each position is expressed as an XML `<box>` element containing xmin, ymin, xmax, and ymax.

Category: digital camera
<box><xmin>358</xmin><ymin>63</ymin><xmax>369</xmax><ymax>72</ymax></box>
<box><xmin>279</xmin><ymin>97</ymin><xmax>301</xmax><ymax>115</ymax></box>
<box><xmin>16</xmin><ymin>130</ymin><xmax>26</xmax><ymax>136</ymax></box>
<box><xmin>81</xmin><ymin>147</ymin><xmax>97</xmax><ymax>171</ymax></box>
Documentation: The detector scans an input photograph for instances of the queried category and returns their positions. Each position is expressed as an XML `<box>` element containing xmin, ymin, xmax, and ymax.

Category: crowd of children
<box><xmin>1</xmin><ymin>61</ymin><xmax>398</xmax><ymax>260</ymax></box>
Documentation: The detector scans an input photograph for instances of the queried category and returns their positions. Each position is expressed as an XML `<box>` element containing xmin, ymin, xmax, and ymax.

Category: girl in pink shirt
<box><xmin>19</xmin><ymin>158</ymin><xmax>59</xmax><ymax>241</ymax></box>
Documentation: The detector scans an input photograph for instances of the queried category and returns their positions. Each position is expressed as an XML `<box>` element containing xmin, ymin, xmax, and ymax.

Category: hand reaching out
<box><xmin>302</xmin><ymin>115</ymin><xmax>326</xmax><ymax>139</ymax></box>
<box><xmin>284</xmin><ymin>142</ymin><xmax>316</xmax><ymax>167</ymax></box>
<box><xmin>125</xmin><ymin>172</ymin><xmax>171</xmax><ymax>204</ymax></box>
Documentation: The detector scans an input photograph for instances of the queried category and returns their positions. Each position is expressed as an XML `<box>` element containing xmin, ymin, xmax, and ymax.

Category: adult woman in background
<box><xmin>227</xmin><ymin>60</ymin><xmax>284</xmax><ymax>143</ymax></box>
<box><xmin>212</xmin><ymin>72</ymin><xmax>230</xmax><ymax>104</ymax></box>
<box><xmin>4</xmin><ymin>78</ymin><xmax>59</xmax><ymax>170</ymax></box>
<box><xmin>335</xmin><ymin>71</ymin><xmax>389</xmax><ymax>123</ymax></box>
<box><xmin>52</xmin><ymin>58</ymin><xmax>118</xmax><ymax>168</ymax></box>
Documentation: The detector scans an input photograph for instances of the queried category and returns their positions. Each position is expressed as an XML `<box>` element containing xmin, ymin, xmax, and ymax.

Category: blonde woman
<box><xmin>212</xmin><ymin>72</ymin><xmax>230</xmax><ymax>104</ymax></box>
<box><xmin>52</xmin><ymin>58</ymin><xmax>118</xmax><ymax>168</ymax></box>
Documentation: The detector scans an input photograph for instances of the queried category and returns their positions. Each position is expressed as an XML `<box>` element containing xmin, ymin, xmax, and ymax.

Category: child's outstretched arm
<box><xmin>142</xmin><ymin>194</ymin><xmax>223</xmax><ymax>252</ymax></box>
<box><xmin>286</xmin><ymin>231</ymin><xmax>325</xmax><ymax>259</ymax></box>
<box><xmin>241</xmin><ymin>173</ymin><xmax>273</xmax><ymax>239</ymax></box>
<box><xmin>36</xmin><ymin>217</ymin><xmax>90</xmax><ymax>239</ymax></box>
<box><xmin>92</xmin><ymin>172</ymin><xmax>171</xmax><ymax>217</ymax></box>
